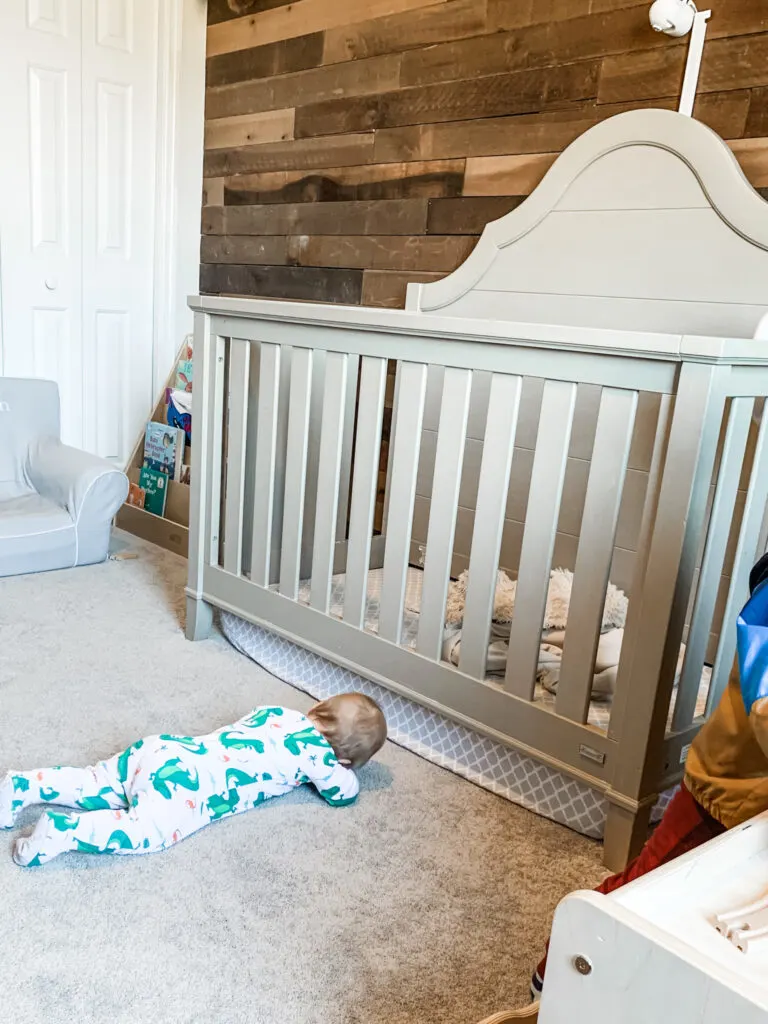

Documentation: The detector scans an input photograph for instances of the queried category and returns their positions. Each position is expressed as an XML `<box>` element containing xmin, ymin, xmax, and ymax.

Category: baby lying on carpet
<box><xmin>0</xmin><ymin>693</ymin><xmax>386</xmax><ymax>867</ymax></box>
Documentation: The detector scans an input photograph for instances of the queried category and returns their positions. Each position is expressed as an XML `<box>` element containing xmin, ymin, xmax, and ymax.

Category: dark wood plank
<box><xmin>488</xmin><ymin>0</ymin><xmax>589</xmax><ymax>30</ymax></box>
<box><xmin>295</xmin><ymin>61</ymin><xmax>600</xmax><ymax>137</ymax></box>
<box><xmin>427</xmin><ymin>195</ymin><xmax>524</xmax><ymax>233</ymax></box>
<box><xmin>598</xmin><ymin>46</ymin><xmax>687</xmax><ymax>104</ymax></box>
<box><xmin>745</xmin><ymin>87</ymin><xmax>768</xmax><ymax>137</ymax></box>
<box><xmin>207</xmin><ymin>0</ymin><xmax>295</xmax><ymax>26</ymax></box>
<box><xmin>206</xmin><ymin>53</ymin><xmax>402</xmax><ymax>119</ymax></box>
<box><xmin>223</xmin><ymin>159</ymin><xmax>464</xmax><ymax>204</ymax></box>
<box><xmin>205</xmin><ymin>34</ymin><xmax>324</xmax><ymax>87</ymax></box>
<box><xmin>700</xmin><ymin>33</ymin><xmax>768</xmax><ymax>94</ymax></box>
<box><xmin>402</xmin><ymin>6</ymin><xmax>664</xmax><ymax>88</ymax></box>
<box><xmin>287</xmin><ymin>233</ymin><xmax>476</xmax><ymax>271</ymax></box>
<box><xmin>207</xmin><ymin>199</ymin><xmax>430</xmax><ymax>235</ymax></box>
<box><xmin>200</xmin><ymin>263</ymin><xmax>364</xmax><ymax>303</ymax></box>
<box><xmin>202</xmin><ymin>207</ymin><xmax>225</xmax><ymax>234</ymax></box>
<box><xmin>200</xmin><ymin>235</ymin><xmax>290</xmax><ymax>264</ymax></box>
<box><xmin>600</xmin><ymin>33</ymin><xmax>768</xmax><ymax>105</ymax></box>
<box><xmin>203</xmin><ymin>133</ymin><xmax>375</xmax><ymax>175</ymax></box>
<box><xmin>361</xmin><ymin>270</ymin><xmax>445</xmax><ymax>308</ymax></box>
<box><xmin>208</xmin><ymin>0</ymin><xmax>448</xmax><ymax>56</ymax></box>
<box><xmin>323</xmin><ymin>0</ymin><xmax>487</xmax><ymax>64</ymax></box>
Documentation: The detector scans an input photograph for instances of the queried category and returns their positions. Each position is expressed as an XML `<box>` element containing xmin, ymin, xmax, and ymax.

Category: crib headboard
<box><xmin>406</xmin><ymin>109</ymin><xmax>768</xmax><ymax>340</ymax></box>
<box><xmin>405</xmin><ymin>108</ymin><xmax>768</xmax><ymax>605</ymax></box>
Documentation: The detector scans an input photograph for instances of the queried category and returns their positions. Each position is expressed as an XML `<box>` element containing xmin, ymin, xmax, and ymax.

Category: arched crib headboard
<box><xmin>404</xmin><ymin>108</ymin><xmax>768</xmax><ymax>608</ymax></box>
<box><xmin>406</xmin><ymin>108</ymin><xmax>768</xmax><ymax>340</ymax></box>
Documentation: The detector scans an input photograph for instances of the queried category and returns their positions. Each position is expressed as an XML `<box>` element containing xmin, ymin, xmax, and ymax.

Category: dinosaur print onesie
<box><xmin>0</xmin><ymin>706</ymin><xmax>359</xmax><ymax>867</ymax></box>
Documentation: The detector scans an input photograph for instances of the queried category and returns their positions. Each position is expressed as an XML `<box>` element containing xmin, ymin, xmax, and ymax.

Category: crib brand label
<box><xmin>680</xmin><ymin>743</ymin><xmax>691</xmax><ymax>765</ymax></box>
<box><xmin>579</xmin><ymin>744</ymin><xmax>606</xmax><ymax>766</ymax></box>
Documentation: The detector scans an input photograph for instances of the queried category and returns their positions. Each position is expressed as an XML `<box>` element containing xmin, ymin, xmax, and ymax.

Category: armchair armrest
<box><xmin>26</xmin><ymin>436</ymin><xmax>129</xmax><ymax>525</ymax></box>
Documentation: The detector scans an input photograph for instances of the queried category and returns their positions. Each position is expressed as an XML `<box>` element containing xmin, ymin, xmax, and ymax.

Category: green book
<box><xmin>139</xmin><ymin>467</ymin><xmax>168</xmax><ymax>517</ymax></box>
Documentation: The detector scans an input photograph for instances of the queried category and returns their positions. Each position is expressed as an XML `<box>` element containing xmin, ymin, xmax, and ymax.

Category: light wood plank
<box><xmin>505</xmin><ymin>380</ymin><xmax>577</xmax><ymax>699</ymax></box>
<box><xmin>207</xmin><ymin>0</ymin><xmax>447</xmax><ymax>56</ymax></box>
<box><xmin>310</xmin><ymin>352</ymin><xmax>349</xmax><ymax>613</ymax></box>
<box><xmin>323</xmin><ymin>0</ymin><xmax>486</xmax><ymax>64</ymax></box>
<box><xmin>203</xmin><ymin>177</ymin><xmax>224</xmax><ymax>206</ymax></box>
<box><xmin>343</xmin><ymin>357</ymin><xmax>387</xmax><ymax>628</ymax></box>
<box><xmin>280</xmin><ymin>348</ymin><xmax>314</xmax><ymax>600</ymax></box>
<box><xmin>728</xmin><ymin>138</ymin><xmax>768</xmax><ymax>189</ymax></box>
<box><xmin>556</xmin><ymin>388</ymin><xmax>638</xmax><ymax>722</ymax></box>
<box><xmin>205</xmin><ymin>109</ymin><xmax>295</xmax><ymax>150</ymax></box>
<box><xmin>379</xmin><ymin>362</ymin><xmax>428</xmax><ymax>643</ymax></box>
<box><xmin>223</xmin><ymin>339</ymin><xmax>251</xmax><ymax>575</ymax></box>
<box><xmin>417</xmin><ymin>367</ymin><xmax>472</xmax><ymax>660</ymax></box>
<box><xmin>459</xmin><ymin>373</ymin><xmax>522</xmax><ymax>679</ymax></box>
<box><xmin>250</xmin><ymin>343</ymin><xmax>281</xmax><ymax>587</ymax></box>
<box><xmin>463</xmin><ymin>153</ymin><xmax>558</xmax><ymax>196</ymax></box>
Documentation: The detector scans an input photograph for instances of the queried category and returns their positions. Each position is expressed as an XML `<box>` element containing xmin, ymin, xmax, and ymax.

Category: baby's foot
<box><xmin>0</xmin><ymin>773</ymin><xmax>18</xmax><ymax>829</ymax></box>
<box><xmin>12</xmin><ymin>809</ymin><xmax>75</xmax><ymax>867</ymax></box>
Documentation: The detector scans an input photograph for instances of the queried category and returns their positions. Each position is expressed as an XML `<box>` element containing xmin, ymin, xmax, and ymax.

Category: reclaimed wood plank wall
<box><xmin>201</xmin><ymin>0</ymin><xmax>768</xmax><ymax>309</ymax></box>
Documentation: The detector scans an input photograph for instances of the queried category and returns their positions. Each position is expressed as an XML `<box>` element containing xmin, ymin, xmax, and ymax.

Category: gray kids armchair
<box><xmin>0</xmin><ymin>378</ymin><xmax>128</xmax><ymax>578</ymax></box>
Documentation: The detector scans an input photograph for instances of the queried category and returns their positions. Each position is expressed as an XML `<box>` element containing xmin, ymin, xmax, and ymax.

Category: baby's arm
<box><xmin>303</xmin><ymin>751</ymin><xmax>360</xmax><ymax>807</ymax></box>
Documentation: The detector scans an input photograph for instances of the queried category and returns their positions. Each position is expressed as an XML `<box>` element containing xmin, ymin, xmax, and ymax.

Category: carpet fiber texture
<box><xmin>0</xmin><ymin>531</ymin><xmax>605</xmax><ymax>1024</ymax></box>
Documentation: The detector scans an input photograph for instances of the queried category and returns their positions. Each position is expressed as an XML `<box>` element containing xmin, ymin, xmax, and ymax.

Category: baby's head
<box><xmin>307</xmin><ymin>693</ymin><xmax>387</xmax><ymax>770</ymax></box>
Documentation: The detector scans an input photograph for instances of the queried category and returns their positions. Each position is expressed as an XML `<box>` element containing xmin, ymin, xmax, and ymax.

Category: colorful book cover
<box><xmin>175</xmin><ymin>359</ymin><xmax>193</xmax><ymax>392</ymax></box>
<box><xmin>139</xmin><ymin>467</ymin><xmax>168</xmax><ymax>517</ymax></box>
<box><xmin>143</xmin><ymin>422</ymin><xmax>185</xmax><ymax>481</ymax></box>
<box><xmin>126</xmin><ymin>482</ymin><xmax>146</xmax><ymax>509</ymax></box>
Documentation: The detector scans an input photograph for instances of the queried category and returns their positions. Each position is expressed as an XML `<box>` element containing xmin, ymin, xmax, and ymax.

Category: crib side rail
<box><xmin>185</xmin><ymin>302</ymin><xmax>768</xmax><ymax>822</ymax></box>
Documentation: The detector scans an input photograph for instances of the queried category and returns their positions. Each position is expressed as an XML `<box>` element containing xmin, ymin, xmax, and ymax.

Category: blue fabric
<box><xmin>737</xmin><ymin>581</ymin><xmax>768</xmax><ymax>713</ymax></box>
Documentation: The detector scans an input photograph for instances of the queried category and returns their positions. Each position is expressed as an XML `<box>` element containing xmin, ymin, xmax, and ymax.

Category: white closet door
<box><xmin>81</xmin><ymin>0</ymin><xmax>159</xmax><ymax>461</ymax></box>
<box><xmin>0</xmin><ymin>0</ymin><xmax>84</xmax><ymax>447</ymax></box>
<box><xmin>0</xmin><ymin>0</ymin><xmax>160</xmax><ymax>462</ymax></box>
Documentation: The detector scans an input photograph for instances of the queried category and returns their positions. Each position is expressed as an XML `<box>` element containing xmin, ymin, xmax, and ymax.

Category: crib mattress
<box><xmin>220</xmin><ymin>566</ymin><xmax>689</xmax><ymax>839</ymax></box>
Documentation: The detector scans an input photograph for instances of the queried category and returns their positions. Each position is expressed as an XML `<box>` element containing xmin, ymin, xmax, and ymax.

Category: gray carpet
<box><xmin>0</xmin><ymin>531</ymin><xmax>605</xmax><ymax>1024</ymax></box>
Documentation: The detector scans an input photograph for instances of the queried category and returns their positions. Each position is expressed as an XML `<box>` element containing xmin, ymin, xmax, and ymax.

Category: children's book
<box><xmin>175</xmin><ymin>359</ymin><xmax>193</xmax><ymax>392</ymax></box>
<box><xmin>143</xmin><ymin>422</ymin><xmax>185</xmax><ymax>481</ymax></box>
<box><xmin>139</xmin><ymin>467</ymin><xmax>168</xmax><ymax>517</ymax></box>
<box><xmin>126</xmin><ymin>482</ymin><xmax>146</xmax><ymax>509</ymax></box>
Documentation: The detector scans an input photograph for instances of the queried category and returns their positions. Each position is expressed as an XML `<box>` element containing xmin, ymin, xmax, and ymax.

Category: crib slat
<box><xmin>707</xmin><ymin>407</ymin><xmax>768</xmax><ymax>715</ymax></box>
<box><xmin>379</xmin><ymin>361</ymin><xmax>428</xmax><ymax>643</ymax></box>
<box><xmin>250</xmin><ymin>343</ymin><xmax>281</xmax><ymax>587</ymax></box>
<box><xmin>458</xmin><ymin>373</ymin><xmax>522</xmax><ymax>679</ymax></box>
<box><xmin>336</xmin><ymin>355</ymin><xmax>359</xmax><ymax>542</ymax></box>
<box><xmin>279</xmin><ymin>347</ymin><xmax>313</xmax><ymax>600</ymax></box>
<box><xmin>222</xmin><ymin>339</ymin><xmax>251</xmax><ymax>575</ymax></box>
<box><xmin>417</xmin><ymin>367</ymin><xmax>472</xmax><ymax>660</ymax></box>
<box><xmin>607</xmin><ymin>394</ymin><xmax>672</xmax><ymax>741</ymax></box>
<box><xmin>504</xmin><ymin>379</ymin><xmax>578</xmax><ymax>699</ymax></box>
<box><xmin>205</xmin><ymin>333</ymin><xmax>227</xmax><ymax>568</ymax></box>
<box><xmin>673</xmin><ymin>398</ymin><xmax>753</xmax><ymax>730</ymax></box>
<box><xmin>310</xmin><ymin>352</ymin><xmax>349</xmax><ymax>613</ymax></box>
<box><xmin>343</xmin><ymin>356</ymin><xmax>387</xmax><ymax>629</ymax></box>
<box><xmin>555</xmin><ymin>388</ymin><xmax>638</xmax><ymax>722</ymax></box>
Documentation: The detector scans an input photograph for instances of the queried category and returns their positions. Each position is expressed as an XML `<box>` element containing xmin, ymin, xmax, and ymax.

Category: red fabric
<box><xmin>535</xmin><ymin>787</ymin><xmax>725</xmax><ymax>982</ymax></box>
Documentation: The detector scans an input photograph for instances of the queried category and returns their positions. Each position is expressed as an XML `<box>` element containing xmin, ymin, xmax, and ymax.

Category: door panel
<box><xmin>0</xmin><ymin>0</ymin><xmax>158</xmax><ymax>462</ymax></box>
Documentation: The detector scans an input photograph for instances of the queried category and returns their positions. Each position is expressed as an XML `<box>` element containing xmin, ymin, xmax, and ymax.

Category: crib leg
<box><xmin>603</xmin><ymin>800</ymin><xmax>652</xmax><ymax>873</ymax></box>
<box><xmin>185</xmin><ymin>595</ymin><xmax>214</xmax><ymax>641</ymax></box>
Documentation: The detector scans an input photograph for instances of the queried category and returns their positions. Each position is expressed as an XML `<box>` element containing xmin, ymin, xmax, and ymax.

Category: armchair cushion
<box><xmin>0</xmin><ymin>492</ymin><xmax>76</xmax><ymax>577</ymax></box>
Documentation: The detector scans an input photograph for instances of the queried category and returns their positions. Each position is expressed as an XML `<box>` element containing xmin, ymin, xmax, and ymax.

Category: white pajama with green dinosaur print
<box><xmin>0</xmin><ymin>706</ymin><xmax>359</xmax><ymax>867</ymax></box>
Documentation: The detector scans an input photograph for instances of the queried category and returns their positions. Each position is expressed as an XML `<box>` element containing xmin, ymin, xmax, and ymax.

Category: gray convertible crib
<box><xmin>186</xmin><ymin>109</ymin><xmax>768</xmax><ymax>869</ymax></box>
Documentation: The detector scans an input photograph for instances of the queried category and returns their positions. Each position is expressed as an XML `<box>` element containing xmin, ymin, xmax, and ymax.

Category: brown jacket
<box><xmin>685</xmin><ymin>662</ymin><xmax>768</xmax><ymax>828</ymax></box>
